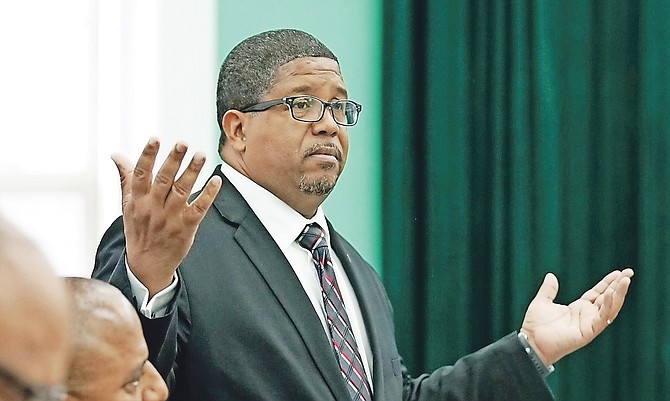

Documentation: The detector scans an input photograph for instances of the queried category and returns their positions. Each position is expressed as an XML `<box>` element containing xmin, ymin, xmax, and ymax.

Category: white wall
<box><xmin>0</xmin><ymin>0</ymin><xmax>219</xmax><ymax>276</ymax></box>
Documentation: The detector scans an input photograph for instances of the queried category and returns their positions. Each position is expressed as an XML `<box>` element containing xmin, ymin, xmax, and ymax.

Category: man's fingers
<box><xmin>185</xmin><ymin>175</ymin><xmax>222</xmax><ymax>226</ymax></box>
<box><xmin>111</xmin><ymin>152</ymin><xmax>135</xmax><ymax>209</ymax></box>
<box><xmin>117</xmin><ymin>137</ymin><xmax>221</xmax><ymax>231</ymax></box>
<box><xmin>167</xmin><ymin>151</ymin><xmax>208</xmax><ymax>205</ymax></box>
<box><xmin>152</xmin><ymin>142</ymin><xmax>189</xmax><ymax>203</ymax></box>
<box><xmin>534</xmin><ymin>273</ymin><xmax>559</xmax><ymax>303</ymax></box>
<box><xmin>604</xmin><ymin>275</ymin><xmax>632</xmax><ymax>324</ymax></box>
<box><xmin>597</xmin><ymin>288</ymin><xmax>615</xmax><ymax>330</ymax></box>
<box><xmin>581</xmin><ymin>270</ymin><xmax>621</xmax><ymax>303</ymax></box>
<box><xmin>111</xmin><ymin>152</ymin><xmax>134</xmax><ymax>190</ymax></box>
<box><xmin>132</xmin><ymin>137</ymin><xmax>161</xmax><ymax>198</ymax></box>
<box><xmin>595</xmin><ymin>272</ymin><xmax>625</xmax><ymax>308</ymax></box>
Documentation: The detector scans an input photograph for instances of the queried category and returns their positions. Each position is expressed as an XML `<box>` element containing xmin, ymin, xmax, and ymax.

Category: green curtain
<box><xmin>381</xmin><ymin>1</ymin><xmax>670</xmax><ymax>400</ymax></box>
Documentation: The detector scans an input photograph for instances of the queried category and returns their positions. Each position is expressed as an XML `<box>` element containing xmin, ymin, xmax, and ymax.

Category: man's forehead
<box><xmin>85</xmin><ymin>325</ymin><xmax>148</xmax><ymax>369</ymax></box>
<box><xmin>274</xmin><ymin>57</ymin><xmax>342</xmax><ymax>79</ymax></box>
<box><xmin>282</xmin><ymin>83</ymin><xmax>348</xmax><ymax>98</ymax></box>
<box><xmin>271</xmin><ymin>57</ymin><xmax>347</xmax><ymax>95</ymax></box>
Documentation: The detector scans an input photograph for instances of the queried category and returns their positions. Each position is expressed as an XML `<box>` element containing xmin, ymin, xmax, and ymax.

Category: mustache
<box><xmin>303</xmin><ymin>143</ymin><xmax>343</xmax><ymax>161</ymax></box>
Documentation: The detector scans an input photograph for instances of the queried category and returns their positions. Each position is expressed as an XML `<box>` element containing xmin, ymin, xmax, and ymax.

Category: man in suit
<box><xmin>93</xmin><ymin>29</ymin><xmax>633</xmax><ymax>400</ymax></box>
<box><xmin>63</xmin><ymin>277</ymin><xmax>168</xmax><ymax>401</ymax></box>
<box><xmin>0</xmin><ymin>217</ymin><xmax>70</xmax><ymax>401</ymax></box>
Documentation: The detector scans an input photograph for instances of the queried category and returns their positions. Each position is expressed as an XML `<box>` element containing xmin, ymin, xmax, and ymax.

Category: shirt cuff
<box><xmin>125</xmin><ymin>260</ymin><xmax>178</xmax><ymax>319</ymax></box>
<box><xmin>517</xmin><ymin>331</ymin><xmax>555</xmax><ymax>379</ymax></box>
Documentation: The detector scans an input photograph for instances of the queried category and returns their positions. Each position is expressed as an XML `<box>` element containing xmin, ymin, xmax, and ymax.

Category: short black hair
<box><xmin>215</xmin><ymin>29</ymin><xmax>339</xmax><ymax>151</ymax></box>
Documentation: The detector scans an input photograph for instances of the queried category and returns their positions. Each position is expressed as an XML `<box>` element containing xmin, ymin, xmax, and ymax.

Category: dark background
<box><xmin>382</xmin><ymin>1</ymin><xmax>669</xmax><ymax>400</ymax></box>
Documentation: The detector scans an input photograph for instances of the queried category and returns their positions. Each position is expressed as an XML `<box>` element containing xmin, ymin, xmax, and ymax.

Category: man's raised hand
<box><xmin>113</xmin><ymin>137</ymin><xmax>222</xmax><ymax>297</ymax></box>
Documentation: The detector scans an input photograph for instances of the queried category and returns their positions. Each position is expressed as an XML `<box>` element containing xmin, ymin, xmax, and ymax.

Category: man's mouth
<box><xmin>304</xmin><ymin>144</ymin><xmax>342</xmax><ymax>162</ymax></box>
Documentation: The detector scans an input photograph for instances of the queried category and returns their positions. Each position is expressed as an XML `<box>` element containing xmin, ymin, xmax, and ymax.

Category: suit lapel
<box><xmin>329</xmin><ymin>225</ymin><xmax>388</xmax><ymax>401</ymax></box>
<box><xmin>210</xmin><ymin>167</ymin><xmax>352</xmax><ymax>401</ymax></box>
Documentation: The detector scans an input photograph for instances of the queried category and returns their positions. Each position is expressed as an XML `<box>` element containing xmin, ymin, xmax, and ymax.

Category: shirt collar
<box><xmin>219</xmin><ymin>162</ymin><xmax>331</xmax><ymax>250</ymax></box>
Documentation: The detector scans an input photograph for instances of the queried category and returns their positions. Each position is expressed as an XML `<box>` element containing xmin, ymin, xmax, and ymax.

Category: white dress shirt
<box><xmin>127</xmin><ymin>162</ymin><xmax>374</xmax><ymax>383</ymax></box>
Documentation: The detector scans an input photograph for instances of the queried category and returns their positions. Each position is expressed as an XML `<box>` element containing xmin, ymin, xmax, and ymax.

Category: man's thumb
<box><xmin>535</xmin><ymin>273</ymin><xmax>559</xmax><ymax>303</ymax></box>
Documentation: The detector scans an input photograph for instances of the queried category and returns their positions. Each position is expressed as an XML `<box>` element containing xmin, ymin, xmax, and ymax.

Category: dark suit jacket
<box><xmin>93</xmin><ymin>165</ymin><xmax>554</xmax><ymax>401</ymax></box>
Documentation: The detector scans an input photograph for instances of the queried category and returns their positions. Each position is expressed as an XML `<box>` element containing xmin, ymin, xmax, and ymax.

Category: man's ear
<box><xmin>221</xmin><ymin>110</ymin><xmax>247</xmax><ymax>152</ymax></box>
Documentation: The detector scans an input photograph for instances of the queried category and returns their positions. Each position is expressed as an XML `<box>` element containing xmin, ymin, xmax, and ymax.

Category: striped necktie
<box><xmin>297</xmin><ymin>223</ymin><xmax>372</xmax><ymax>401</ymax></box>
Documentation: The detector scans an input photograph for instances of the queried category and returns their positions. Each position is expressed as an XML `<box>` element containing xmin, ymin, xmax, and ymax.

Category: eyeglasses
<box><xmin>0</xmin><ymin>365</ymin><xmax>66</xmax><ymax>401</ymax></box>
<box><xmin>240</xmin><ymin>95</ymin><xmax>362</xmax><ymax>126</ymax></box>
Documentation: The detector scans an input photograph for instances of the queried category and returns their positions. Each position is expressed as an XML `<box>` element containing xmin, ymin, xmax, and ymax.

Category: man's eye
<box><xmin>293</xmin><ymin>98</ymin><xmax>312</xmax><ymax>109</ymax></box>
<box><xmin>123</xmin><ymin>379</ymin><xmax>140</xmax><ymax>394</ymax></box>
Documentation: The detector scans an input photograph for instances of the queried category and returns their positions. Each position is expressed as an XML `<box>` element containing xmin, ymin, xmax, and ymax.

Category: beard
<box><xmin>299</xmin><ymin>144</ymin><xmax>343</xmax><ymax>196</ymax></box>
<box><xmin>299</xmin><ymin>171</ymin><xmax>337</xmax><ymax>196</ymax></box>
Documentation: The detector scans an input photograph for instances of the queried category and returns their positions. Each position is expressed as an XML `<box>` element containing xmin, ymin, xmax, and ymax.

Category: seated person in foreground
<box><xmin>63</xmin><ymin>277</ymin><xmax>168</xmax><ymax>401</ymax></box>
<box><xmin>0</xmin><ymin>217</ymin><xmax>70</xmax><ymax>401</ymax></box>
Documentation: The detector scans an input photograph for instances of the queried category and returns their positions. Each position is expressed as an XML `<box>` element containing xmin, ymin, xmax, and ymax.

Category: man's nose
<box><xmin>142</xmin><ymin>361</ymin><xmax>169</xmax><ymax>401</ymax></box>
<box><xmin>313</xmin><ymin>105</ymin><xmax>340</xmax><ymax>137</ymax></box>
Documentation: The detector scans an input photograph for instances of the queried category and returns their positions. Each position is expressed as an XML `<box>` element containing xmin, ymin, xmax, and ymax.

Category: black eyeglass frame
<box><xmin>0</xmin><ymin>364</ymin><xmax>66</xmax><ymax>401</ymax></box>
<box><xmin>239</xmin><ymin>95</ymin><xmax>362</xmax><ymax>126</ymax></box>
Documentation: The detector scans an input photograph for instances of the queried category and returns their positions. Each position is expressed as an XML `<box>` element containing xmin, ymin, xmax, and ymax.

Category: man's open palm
<box><xmin>521</xmin><ymin>268</ymin><xmax>634</xmax><ymax>366</ymax></box>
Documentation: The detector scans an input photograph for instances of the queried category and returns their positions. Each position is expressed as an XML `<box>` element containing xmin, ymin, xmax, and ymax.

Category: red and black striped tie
<box><xmin>298</xmin><ymin>223</ymin><xmax>372</xmax><ymax>401</ymax></box>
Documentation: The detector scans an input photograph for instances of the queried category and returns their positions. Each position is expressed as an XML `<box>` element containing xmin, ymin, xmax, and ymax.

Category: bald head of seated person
<box><xmin>63</xmin><ymin>277</ymin><xmax>168</xmax><ymax>401</ymax></box>
<box><xmin>0</xmin><ymin>218</ymin><xmax>70</xmax><ymax>401</ymax></box>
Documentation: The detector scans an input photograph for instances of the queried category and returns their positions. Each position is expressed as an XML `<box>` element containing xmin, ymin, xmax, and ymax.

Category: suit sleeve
<box><xmin>92</xmin><ymin>217</ymin><xmax>187</xmax><ymax>389</ymax></box>
<box><xmin>401</xmin><ymin>333</ymin><xmax>555</xmax><ymax>401</ymax></box>
<box><xmin>331</xmin><ymin>231</ymin><xmax>553</xmax><ymax>401</ymax></box>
